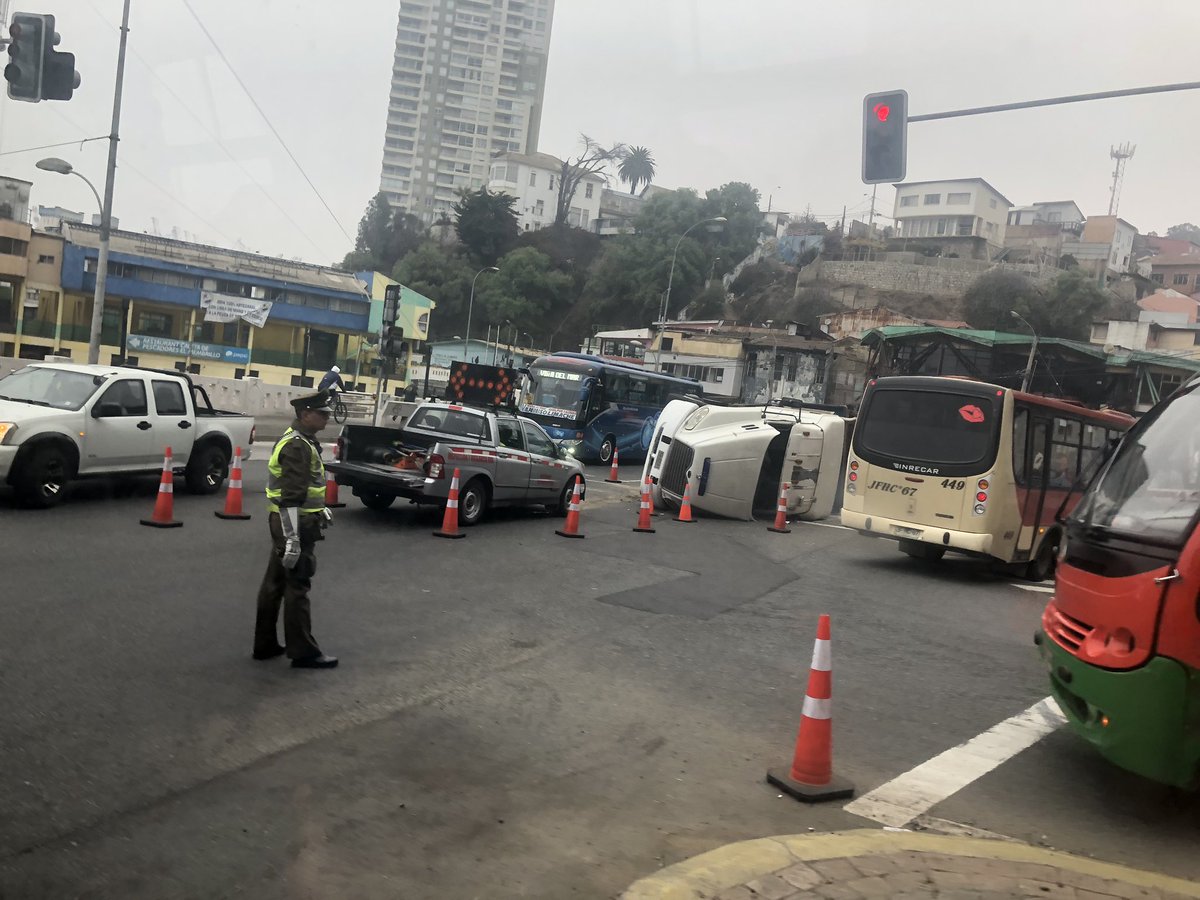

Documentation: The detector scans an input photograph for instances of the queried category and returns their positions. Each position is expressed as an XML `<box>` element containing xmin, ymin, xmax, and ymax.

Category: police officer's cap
<box><xmin>290</xmin><ymin>389</ymin><xmax>334</xmax><ymax>415</ymax></box>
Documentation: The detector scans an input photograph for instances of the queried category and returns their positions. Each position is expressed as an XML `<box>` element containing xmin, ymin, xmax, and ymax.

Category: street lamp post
<box><xmin>464</xmin><ymin>265</ymin><xmax>499</xmax><ymax>363</ymax></box>
<box><xmin>1010</xmin><ymin>310</ymin><xmax>1039</xmax><ymax>393</ymax></box>
<box><xmin>657</xmin><ymin>216</ymin><xmax>726</xmax><ymax>371</ymax></box>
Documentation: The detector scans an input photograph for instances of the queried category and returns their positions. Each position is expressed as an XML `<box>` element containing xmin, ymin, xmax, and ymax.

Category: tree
<box><xmin>474</xmin><ymin>247</ymin><xmax>574</xmax><ymax>335</ymax></box>
<box><xmin>453</xmin><ymin>187</ymin><xmax>519</xmax><ymax>265</ymax></box>
<box><xmin>392</xmin><ymin>242</ymin><xmax>475</xmax><ymax>339</ymax></box>
<box><xmin>1166</xmin><ymin>223</ymin><xmax>1200</xmax><ymax>243</ymax></box>
<box><xmin>342</xmin><ymin>192</ymin><xmax>394</xmax><ymax>271</ymax></box>
<box><xmin>618</xmin><ymin>146</ymin><xmax>656</xmax><ymax>196</ymax></box>
<box><xmin>555</xmin><ymin>134</ymin><xmax>627</xmax><ymax>227</ymax></box>
<box><xmin>702</xmin><ymin>181</ymin><xmax>765</xmax><ymax>265</ymax></box>
<box><xmin>1032</xmin><ymin>269</ymin><xmax>1107</xmax><ymax>341</ymax></box>
<box><xmin>963</xmin><ymin>269</ymin><xmax>1041</xmax><ymax>331</ymax></box>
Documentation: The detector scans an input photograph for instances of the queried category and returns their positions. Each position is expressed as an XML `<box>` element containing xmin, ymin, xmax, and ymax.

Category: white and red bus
<box><xmin>840</xmin><ymin>376</ymin><xmax>1133</xmax><ymax>579</ymax></box>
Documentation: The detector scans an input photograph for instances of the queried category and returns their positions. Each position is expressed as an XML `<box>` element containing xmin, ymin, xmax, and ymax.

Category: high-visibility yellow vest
<box><xmin>266</xmin><ymin>428</ymin><xmax>326</xmax><ymax>515</ymax></box>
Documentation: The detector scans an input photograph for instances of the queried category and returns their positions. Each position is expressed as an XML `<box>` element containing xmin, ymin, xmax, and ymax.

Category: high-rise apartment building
<box><xmin>379</xmin><ymin>0</ymin><xmax>555</xmax><ymax>222</ymax></box>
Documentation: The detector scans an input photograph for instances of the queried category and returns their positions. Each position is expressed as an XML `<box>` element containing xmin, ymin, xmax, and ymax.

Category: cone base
<box><xmin>140</xmin><ymin>519</ymin><xmax>183</xmax><ymax>529</ymax></box>
<box><xmin>766</xmin><ymin>768</ymin><xmax>854</xmax><ymax>803</ymax></box>
<box><xmin>633</xmin><ymin>526</ymin><xmax>656</xmax><ymax>533</ymax></box>
<box><xmin>604</xmin><ymin>477</ymin><xmax>621</xmax><ymax>484</ymax></box>
<box><xmin>215</xmin><ymin>511</ymin><xmax>252</xmax><ymax>520</ymax></box>
<box><xmin>674</xmin><ymin>516</ymin><xmax>696</xmax><ymax>523</ymax></box>
<box><xmin>768</xmin><ymin>525</ymin><xmax>792</xmax><ymax>534</ymax></box>
<box><xmin>554</xmin><ymin>529</ymin><xmax>585</xmax><ymax>539</ymax></box>
<box><xmin>326</xmin><ymin>502</ymin><xmax>347</xmax><ymax>509</ymax></box>
<box><xmin>433</xmin><ymin>530</ymin><xmax>466</xmax><ymax>539</ymax></box>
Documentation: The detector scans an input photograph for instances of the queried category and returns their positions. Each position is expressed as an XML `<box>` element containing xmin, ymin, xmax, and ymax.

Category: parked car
<box><xmin>0</xmin><ymin>362</ymin><xmax>256</xmax><ymax>508</ymax></box>
<box><xmin>327</xmin><ymin>400</ymin><xmax>585</xmax><ymax>525</ymax></box>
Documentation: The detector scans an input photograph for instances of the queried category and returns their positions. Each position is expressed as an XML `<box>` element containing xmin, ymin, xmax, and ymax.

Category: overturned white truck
<box><xmin>642</xmin><ymin>398</ymin><xmax>853</xmax><ymax>522</ymax></box>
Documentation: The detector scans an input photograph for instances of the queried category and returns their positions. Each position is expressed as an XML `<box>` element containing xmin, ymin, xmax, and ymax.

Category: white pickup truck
<box><xmin>0</xmin><ymin>362</ymin><xmax>256</xmax><ymax>508</ymax></box>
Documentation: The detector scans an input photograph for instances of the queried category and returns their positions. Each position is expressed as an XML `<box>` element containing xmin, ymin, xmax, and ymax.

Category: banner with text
<box><xmin>127</xmin><ymin>333</ymin><xmax>252</xmax><ymax>365</ymax></box>
<box><xmin>200</xmin><ymin>291</ymin><xmax>273</xmax><ymax>327</ymax></box>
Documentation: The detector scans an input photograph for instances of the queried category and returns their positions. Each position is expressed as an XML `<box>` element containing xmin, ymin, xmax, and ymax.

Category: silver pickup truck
<box><xmin>327</xmin><ymin>401</ymin><xmax>585</xmax><ymax>525</ymax></box>
<box><xmin>0</xmin><ymin>362</ymin><xmax>256</xmax><ymax>508</ymax></box>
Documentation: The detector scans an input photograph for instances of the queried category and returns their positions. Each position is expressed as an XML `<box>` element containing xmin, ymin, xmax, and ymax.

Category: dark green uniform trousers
<box><xmin>254</xmin><ymin>512</ymin><xmax>323</xmax><ymax>660</ymax></box>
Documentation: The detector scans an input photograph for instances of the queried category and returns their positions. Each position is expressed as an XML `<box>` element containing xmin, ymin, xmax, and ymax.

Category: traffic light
<box><xmin>381</xmin><ymin>325</ymin><xmax>404</xmax><ymax>358</ymax></box>
<box><xmin>382</xmin><ymin>283</ymin><xmax>400</xmax><ymax>329</ymax></box>
<box><xmin>41</xmin><ymin>16</ymin><xmax>80</xmax><ymax>102</ymax></box>
<box><xmin>5</xmin><ymin>13</ymin><xmax>48</xmax><ymax>102</ymax></box>
<box><xmin>862</xmin><ymin>89</ymin><xmax>908</xmax><ymax>184</ymax></box>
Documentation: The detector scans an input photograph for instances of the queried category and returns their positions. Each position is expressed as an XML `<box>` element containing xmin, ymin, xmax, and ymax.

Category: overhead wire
<box><xmin>79</xmin><ymin>0</ymin><xmax>329</xmax><ymax>258</ymax></box>
<box><xmin>0</xmin><ymin>136</ymin><xmax>110</xmax><ymax>158</ymax></box>
<box><xmin>178</xmin><ymin>0</ymin><xmax>354</xmax><ymax>244</ymax></box>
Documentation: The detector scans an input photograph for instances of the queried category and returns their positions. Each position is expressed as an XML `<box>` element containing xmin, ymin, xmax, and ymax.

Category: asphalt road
<box><xmin>1</xmin><ymin>458</ymin><xmax>1198</xmax><ymax>898</ymax></box>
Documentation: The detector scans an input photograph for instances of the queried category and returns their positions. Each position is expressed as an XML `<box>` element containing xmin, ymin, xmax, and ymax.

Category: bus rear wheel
<box><xmin>899</xmin><ymin>539</ymin><xmax>945</xmax><ymax>562</ymax></box>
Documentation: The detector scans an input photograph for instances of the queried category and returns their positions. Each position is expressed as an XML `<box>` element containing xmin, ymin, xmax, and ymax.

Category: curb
<box><xmin>620</xmin><ymin>829</ymin><xmax>1200</xmax><ymax>900</ymax></box>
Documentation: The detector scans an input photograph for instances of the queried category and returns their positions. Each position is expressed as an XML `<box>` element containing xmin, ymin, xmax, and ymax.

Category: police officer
<box><xmin>253</xmin><ymin>389</ymin><xmax>338</xmax><ymax>669</ymax></box>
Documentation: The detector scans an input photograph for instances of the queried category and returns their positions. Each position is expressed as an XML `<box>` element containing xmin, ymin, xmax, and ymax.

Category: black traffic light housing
<box><xmin>5</xmin><ymin>13</ymin><xmax>47</xmax><ymax>102</ymax></box>
<box><xmin>381</xmin><ymin>325</ymin><xmax>405</xmax><ymax>359</ymax></box>
<box><xmin>4</xmin><ymin>13</ymin><xmax>80</xmax><ymax>102</ymax></box>
<box><xmin>382</xmin><ymin>283</ymin><xmax>400</xmax><ymax>328</ymax></box>
<box><xmin>862</xmin><ymin>90</ymin><xmax>908</xmax><ymax>184</ymax></box>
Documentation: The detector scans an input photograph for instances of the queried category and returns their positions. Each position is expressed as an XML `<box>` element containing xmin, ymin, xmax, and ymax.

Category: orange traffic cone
<box><xmin>674</xmin><ymin>482</ymin><xmax>696</xmax><ymax>523</ymax></box>
<box><xmin>555</xmin><ymin>476</ymin><xmax>585</xmax><ymax>539</ymax></box>
<box><xmin>325</xmin><ymin>472</ymin><xmax>346</xmax><ymax>509</ymax></box>
<box><xmin>433</xmin><ymin>467</ymin><xmax>467</xmax><ymax>539</ymax></box>
<box><xmin>605</xmin><ymin>446</ymin><xmax>621</xmax><ymax>483</ymax></box>
<box><xmin>633</xmin><ymin>476</ymin><xmax>656</xmax><ymax>533</ymax></box>
<box><xmin>215</xmin><ymin>446</ymin><xmax>251</xmax><ymax>520</ymax></box>
<box><xmin>767</xmin><ymin>614</ymin><xmax>854</xmax><ymax>802</ymax></box>
<box><xmin>140</xmin><ymin>447</ymin><xmax>183</xmax><ymax>529</ymax></box>
<box><xmin>768</xmin><ymin>480</ymin><xmax>791</xmax><ymax>533</ymax></box>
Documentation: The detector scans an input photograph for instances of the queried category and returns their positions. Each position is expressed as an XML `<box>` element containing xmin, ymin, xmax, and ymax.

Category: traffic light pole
<box><xmin>87</xmin><ymin>0</ymin><xmax>130</xmax><ymax>365</ymax></box>
<box><xmin>908</xmin><ymin>81</ymin><xmax>1200</xmax><ymax>123</ymax></box>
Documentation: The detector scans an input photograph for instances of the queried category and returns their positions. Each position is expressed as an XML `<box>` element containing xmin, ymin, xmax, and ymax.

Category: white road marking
<box><xmin>843</xmin><ymin>696</ymin><xmax>1066</xmax><ymax>828</ymax></box>
<box><xmin>1012</xmin><ymin>583</ymin><xmax>1055</xmax><ymax>594</ymax></box>
<box><xmin>795</xmin><ymin>520</ymin><xmax>853</xmax><ymax>531</ymax></box>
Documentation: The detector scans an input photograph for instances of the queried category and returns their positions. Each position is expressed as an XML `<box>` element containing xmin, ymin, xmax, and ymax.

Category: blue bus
<box><xmin>518</xmin><ymin>353</ymin><xmax>701</xmax><ymax>464</ymax></box>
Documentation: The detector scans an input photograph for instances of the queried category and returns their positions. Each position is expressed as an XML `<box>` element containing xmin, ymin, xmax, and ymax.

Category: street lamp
<box><xmin>1010</xmin><ymin>310</ymin><xmax>1039</xmax><ymax>393</ymax></box>
<box><xmin>38</xmin><ymin>157</ymin><xmax>111</xmax><ymax>363</ymax></box>
<box><xmin>657</xmin><ymin>216</ymin><xmax>726</xmax><ymax>371</ymax></box>
<box><xmin>464</xmin><ymin>266</ymin><xmax>499</xmax><ymax>363</ymax></box>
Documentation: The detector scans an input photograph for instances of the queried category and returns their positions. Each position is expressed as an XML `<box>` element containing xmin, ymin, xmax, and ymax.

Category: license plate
<box><xmin>892</xmin><ymin>525</ymin><xmax>922</xmax><ymax>538</ymax></box>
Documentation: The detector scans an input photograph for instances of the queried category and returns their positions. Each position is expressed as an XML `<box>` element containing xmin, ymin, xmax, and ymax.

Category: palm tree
<box><xmin>619</xmin><ymin>146</ymin><xmax>657</xmax><ymax>196</ymax></box>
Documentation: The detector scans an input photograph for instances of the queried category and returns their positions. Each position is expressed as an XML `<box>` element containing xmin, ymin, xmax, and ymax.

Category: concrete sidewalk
<box><xmin>622</xmin><ymin>830</ymin><xmax>1200</xmax><ymax>899</ymax></box>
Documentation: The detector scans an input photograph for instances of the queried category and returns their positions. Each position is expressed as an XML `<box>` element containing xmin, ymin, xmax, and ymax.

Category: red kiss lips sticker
<box><xmin>958</xmin><ymin>404</ymin><xmax>985</xmax><ymax>423</ymax></box>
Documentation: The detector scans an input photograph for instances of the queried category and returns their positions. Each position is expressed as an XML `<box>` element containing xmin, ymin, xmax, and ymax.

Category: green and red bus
<box><xmin>1039</xmin><ymin>375</ymin><xmax>1200</xmax><ymax>787</ymax></box>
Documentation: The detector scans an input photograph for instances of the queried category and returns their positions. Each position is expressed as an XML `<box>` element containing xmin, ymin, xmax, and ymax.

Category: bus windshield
<box><xmin>519</xmin><ymin>367</ymin><xmax>589</xmax><ymax>423</ymax></box>
<box><xmin>857</xmin><ymin>388</ymin><xmax>999</xmax><ymax>466</ymax></box>
<box><xmin>1072</xmin><ymin>388</ymin><xmax>1200</xmax><ymax>546</ymax></box>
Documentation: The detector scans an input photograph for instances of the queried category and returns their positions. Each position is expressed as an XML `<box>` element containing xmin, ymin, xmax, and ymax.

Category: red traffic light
<box><xmin>873</xmin><ymin>103</ymin><xmax>890</xmax><ymax>122</ymax></box>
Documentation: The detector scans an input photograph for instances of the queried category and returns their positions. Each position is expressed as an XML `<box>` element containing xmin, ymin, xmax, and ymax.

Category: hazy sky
<box><xmin>1</xmin><ymin>0</ymin><xmax>1197</xmax><ymax>265</ymax></box>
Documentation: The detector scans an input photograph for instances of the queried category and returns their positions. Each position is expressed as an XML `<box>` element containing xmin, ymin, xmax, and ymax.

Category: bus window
<box><xmin>628</xmin><ymin>377</ymin><xmax>649</xmax><ymax>403</ymax></box>
<box><xmin>857</xmin><ymin>388</ymin><xmax>998</xmax><ymax>465</ymax></box>
<box><xmin>1029</xmin><ymin>420</ymin><xmax>1048</xmax><ymax>483</ymax></box>
<box><xmin>608</xmin><ymin>374</ymin><xmax>629</xmax><ymax>403</ymax></box>
<box><xmin>1012</xmin><ymin>408</ymin><xmax>1029</xmax><ymax>483</ymax></box>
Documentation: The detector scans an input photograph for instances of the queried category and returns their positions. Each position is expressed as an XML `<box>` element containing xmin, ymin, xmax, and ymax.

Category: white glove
<box><xmin>320</xmin><ymin>508</ymin><xmax>334</xmax><ymax>528</ymax></box>
<box><xmin>279</xmin><ymin>506</ymin><xmax>301</xmax><ymax>568</ymax></box>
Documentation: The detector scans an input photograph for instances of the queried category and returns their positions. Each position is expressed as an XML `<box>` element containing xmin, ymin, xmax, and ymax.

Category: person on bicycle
<box><xmin>318</xmin><ymin>365</ymin><xmax>346</xmax><ymax>397</ymax></box>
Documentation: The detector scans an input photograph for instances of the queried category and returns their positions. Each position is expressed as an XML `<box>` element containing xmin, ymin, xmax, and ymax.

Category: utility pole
<box><xmin>867</xmin><ymin>185</ymin><xmax>878</xmax><ymax>229</ymax></box>
<box><xmin>87</xmin><ymin>0</ymin><xmax>131</xmax><ymax>365</ymax></box>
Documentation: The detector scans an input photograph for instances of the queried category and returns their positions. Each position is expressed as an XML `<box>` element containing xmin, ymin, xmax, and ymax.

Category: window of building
<box><xmin>956</xmin><ymin>217</ymin><xmax>974</xmax><ymax>236</ymax></box>
<box><xmin>1152</xmin><ymin>273</ymin><xmax>1165</xmax><ymax>284</ymax></box>
<box><xmin>528</xmin><ymin>171</ymin><xmax>536</xmax><ymax>187</ymax></box>
<box><xmin>899</xmin><ymin>195</ymin><xmax>918</xmax><ymax>207</ymax></box>
<box><xmin>0</xmin><ymin>236</ymin><xmax>28</xmax><ymax>256</ymax></box>
<box><xmin>946</xmin><ymin>192</ymin><xmax>971</xmax><ymax>205</ymax></box>
<box><xmin>1047</xmin><ymin>211</ymin><xmax>1062</xmax><ymax>223</ymax></box>
<box><xmin>923</xmin><ymin>194</ymin><xmax>940</xmax><ymax>205</ymax></box>
<box><xmin>548</xmin><ymin>175</ymin><xmax>556</xmax><ymax>191</ymax></box>
<box><xmin>136</xmin><ymin>312</ymin><xmax>173</xmax><ymax>337</ymax></box>
<box><xmin>1174</xmin><ymin>273</ymin><xmax>1190</xmax><ymax>285</ymax></box>
<box><xmin>661</xmin><ymin>337</ymin><xmax>674</xmax><ymax>351</ymax></box>
<box><xmin>534</xmin><ymin>199</ymin><xmax>544</xmax><ymax>216</ymax></box>
<box><xmin>585</xmin><ymin>182</ymin><xmax>594</xmax><ymax>199</ymax></box>
<box><xmin>37</xmin><ymin>253</ymin><xmax>55</xmax><ymax>264</ymax></box>
<box><xmin>989</xmin><ymin>198</ymin><xmax>998</xmax><ymax>209</ymax></box>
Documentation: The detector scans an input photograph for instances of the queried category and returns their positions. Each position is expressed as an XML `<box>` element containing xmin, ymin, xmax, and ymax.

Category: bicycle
<box><xmin>330</xmin><ymin>390</ymin><xmax>349</xmax><ymax>425</ymax></box>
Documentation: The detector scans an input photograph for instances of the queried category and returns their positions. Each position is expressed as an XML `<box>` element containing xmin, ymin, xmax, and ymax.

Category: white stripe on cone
<box><xmin>802</xmin><ymin>695</ymin><xmax>832</xmax><ymax>720</ymax></box>
<box><xmin>810</xmin><ymin>638</ymin><xmax>832</xmax><ymax>672</ymax></box>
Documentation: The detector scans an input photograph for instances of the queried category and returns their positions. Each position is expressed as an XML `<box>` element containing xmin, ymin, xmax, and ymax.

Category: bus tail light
<box><xmin>972</xmin><ymin>474</ymin><xmax>992</xmax><ymax>517</ymax></box>
<box><xmin>848</xmin><ymin>472</ymin><xmax>858</xmax><ymax>482</ymax></box>
<box><xmin>426</xmin><ymin>453</ymin><xmax>446</xmax><ymax>479</ymax></box>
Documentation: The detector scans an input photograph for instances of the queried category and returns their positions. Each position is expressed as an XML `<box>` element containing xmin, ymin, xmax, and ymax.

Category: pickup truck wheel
<box><xmin>556</xmin><ymin>480</ymin><xmax>576</xmax><ymax>516</ymax></box>
<box><xmin>458</xmin><ymin>478</ymin><xmax>488</xmax><ymax>526</ymax></box>
<box><xmin>184</xmin><ymin>443</ymin><xmax>230</xmax><ymax>495</ymax></box>
<box><xmin>359</xmin><ymin>490</ymin><xmax>396</xmax><ymax>511</ymax></box>
<box><xmin>14</xmin><ymin>445</ymin><xmax>72</xmax><ymax>509</ymax></box>
<box><xmin>599</xmin><ymin>436</ymin><xmax>616</xmax><ymax>464</ymax></box>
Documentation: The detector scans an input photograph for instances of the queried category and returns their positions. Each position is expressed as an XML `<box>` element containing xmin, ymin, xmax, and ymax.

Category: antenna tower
<box><xmin>1108</xmin><ymin>142</ymin><xmax>1136</xmax><ymax>216</ymax></box>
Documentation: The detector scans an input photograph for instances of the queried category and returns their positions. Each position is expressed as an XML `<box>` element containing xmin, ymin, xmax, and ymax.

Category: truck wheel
<box><xmin>184</xmin><ymin>443</ymin><xmax>230</xmax><ymax>495</ymax></box>
<box><xmin>14</xmin><ymin>445</ymin><xmax>72</xmax><ymax>509</ymax></box>
<box><xmin>1025</xmin><ymin>536</ymin><xmax>1059</xmax><ymax>582</ymax></box>
<box><xmin>359</xmin><ymin>490</ymin><xmax>396</xmax><ymax>511</ymax></box>
<box><xmin>599</xmin><ymin>435</ymin><xmax>616</xmax><ymax>464</ymax></box>
<box><xmin>899</xmin><ymin>539</ymin><xmax>945</xmax><ymax>562</ymax></box>
<box><xmin>458</xmin><ymin>478</ymin><xmax>488</xmax><ymax>526</ymax></box>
